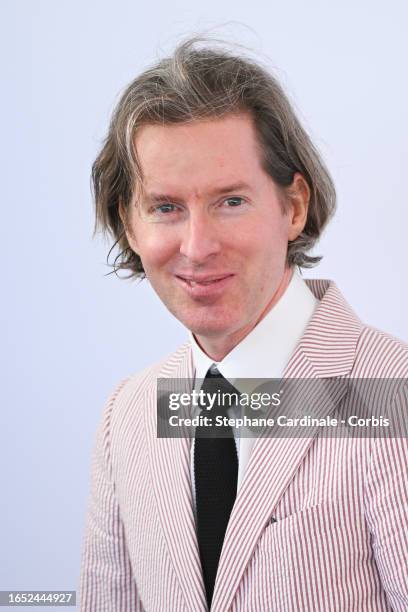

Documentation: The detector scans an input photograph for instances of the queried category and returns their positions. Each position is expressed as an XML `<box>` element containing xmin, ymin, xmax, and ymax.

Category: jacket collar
<box><xmin>299</xmin><ymin>278</ymin><xmax>363</xmax><ymax>377</ymax></box>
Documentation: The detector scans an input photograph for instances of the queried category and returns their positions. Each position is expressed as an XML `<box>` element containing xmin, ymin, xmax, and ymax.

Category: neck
<box><xmin>194</xmin><ymin>266</ymin><xmax>294</xmax><ymax>362</ymax></box>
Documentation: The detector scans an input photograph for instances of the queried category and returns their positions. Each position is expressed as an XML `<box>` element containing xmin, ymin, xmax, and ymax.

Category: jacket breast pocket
<box><xmin>256</xmin><ymin>495</ymin><xmax>362</xmax><ymax>555</ymax></box>
<box><xmin>246</xmin><ymin>497</ymin><xmax>372</xmax><ymax>611</ymax></box>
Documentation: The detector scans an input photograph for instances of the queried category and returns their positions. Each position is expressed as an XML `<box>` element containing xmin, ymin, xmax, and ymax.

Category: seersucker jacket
<box><xmin>79</xmin><ymin>279</ymin><xmax>408</xmax><ymax>611</ymax></box>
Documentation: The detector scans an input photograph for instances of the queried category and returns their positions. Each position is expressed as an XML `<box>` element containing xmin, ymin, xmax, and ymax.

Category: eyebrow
<box><xmin>144</xmin><ymin>182</ymin><xmax>253</xmax><ymax>203</ymax></box>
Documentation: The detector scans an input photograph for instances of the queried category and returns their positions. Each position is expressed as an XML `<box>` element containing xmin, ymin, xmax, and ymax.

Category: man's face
<box><xmin>124</xmin><ymin>113</ymin><xmax>304</xmax><ymax>353</ymax></box>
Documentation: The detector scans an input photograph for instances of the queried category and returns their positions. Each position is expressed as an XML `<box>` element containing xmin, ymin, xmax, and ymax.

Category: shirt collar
<box><xmin>189</xmin><ymin>268</ymin><xmax>318</xmax><ymax>387</ymax></box>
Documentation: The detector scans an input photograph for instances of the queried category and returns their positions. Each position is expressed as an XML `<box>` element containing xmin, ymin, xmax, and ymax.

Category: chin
<box><xmin>184</xmin><ymin>314</ymin><xmax>239</xmax><ymax>338</ymax></box>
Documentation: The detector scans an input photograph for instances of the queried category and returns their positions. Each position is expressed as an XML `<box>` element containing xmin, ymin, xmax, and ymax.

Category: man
<box><xmin>79</xmin><ymin>37</ymin><xmax>408</xmax><ymax>611</ymax></box>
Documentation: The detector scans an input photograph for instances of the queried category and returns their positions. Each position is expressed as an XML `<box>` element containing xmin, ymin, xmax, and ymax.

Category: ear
<box><xmin>286</xmin><ymin>173</ymin><xmax>310</xmax><ymax>241</ymax></box>
<box><xmin>119</xmin><ymin>199</ymin><xmax>138</xmax><ymax>253</ymax></box>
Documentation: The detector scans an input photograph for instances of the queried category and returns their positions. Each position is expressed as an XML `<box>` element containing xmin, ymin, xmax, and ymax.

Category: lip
<box><xmin>175</xmin><ymin>273</ymin><xmax>234</xmax><ymax>298</ymax></box>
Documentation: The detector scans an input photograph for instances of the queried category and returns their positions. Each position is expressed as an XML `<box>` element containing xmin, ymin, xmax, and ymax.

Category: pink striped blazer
<box><xmin>79</xmin><ymin>279</ymin><xmax>408</xmax><ymax>611</ymax></box>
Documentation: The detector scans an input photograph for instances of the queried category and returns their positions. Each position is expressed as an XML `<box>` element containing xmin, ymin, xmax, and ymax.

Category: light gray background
<box><xmin>1</xmin><ymin>0</ymin><xmax>407</xmax><ymax>606</ymax></box>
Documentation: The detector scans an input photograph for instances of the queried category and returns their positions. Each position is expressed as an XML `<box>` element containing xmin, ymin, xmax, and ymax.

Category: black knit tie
<box><xmin>194</xmin><ymin>365</ymin><xmax>239</xmax><ymax>608</ymax></box>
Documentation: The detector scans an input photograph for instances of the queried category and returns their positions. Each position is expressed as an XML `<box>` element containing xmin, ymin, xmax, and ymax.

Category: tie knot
<box><xmin>199</xmin><ymin>366</ymin><xmax>240</xmax><ymax>416</ymax></box>
<box><xmin>207</xmin><ymin>365</ymin><xmax>222</xmax><ymax>378</ymax></box>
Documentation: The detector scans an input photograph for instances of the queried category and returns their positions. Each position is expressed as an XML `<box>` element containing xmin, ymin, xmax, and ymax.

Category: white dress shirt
<box><xmin>189</xmin><ymin>268</ymin><xmax>319</xmax><ymax>508</ymax></box>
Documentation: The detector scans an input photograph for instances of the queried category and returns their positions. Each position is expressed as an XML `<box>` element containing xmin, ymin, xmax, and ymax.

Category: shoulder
<box><xmin>305</xmin><ymin>277</ymin><xmax>407</xmax><ymax>377</ymax></box>
<box><xmin>125</xmin><ymin>340</ymin><xmax>193</xmax><ymax>391</ymax></box>
<box><xmin>97</xmin><ymin>341</ymin><xmax>193</xmax><ymax>433</ymax></box>
<box><xmin>353</xmin><ymin>323</ymin><xmax>408</xmax><ymax>377</ymax></box>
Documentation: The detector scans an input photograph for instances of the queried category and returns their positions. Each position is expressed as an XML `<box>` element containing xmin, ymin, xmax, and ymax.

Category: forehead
<box><xmin>133</xmin><ymin>113</ymin><xmax>267</xmax><ymax>197</ymax></box>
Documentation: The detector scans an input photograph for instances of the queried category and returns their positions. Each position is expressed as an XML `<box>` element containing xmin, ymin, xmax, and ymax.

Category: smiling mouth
<box><xmin>177</xmin><ymin>275</ymin><xmax>232</xmax><ymax>286</ymax></box>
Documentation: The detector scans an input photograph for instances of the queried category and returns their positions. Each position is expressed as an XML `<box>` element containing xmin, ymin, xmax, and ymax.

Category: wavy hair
<box><xmin>92</xmin><ymin>36</ymin><xmax>336</xmax><ymax>279</ymax></box>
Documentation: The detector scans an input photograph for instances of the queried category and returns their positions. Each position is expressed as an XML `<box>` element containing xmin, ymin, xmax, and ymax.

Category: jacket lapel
<box><xmin>145</xmin><ymin>344</ymin><xmax>208</xmax><ymax>612</ymax></box>
<box><xmin>211</xmin><ymin>279</ymin><xmax>364</xmax><ymax>612</ymax></box>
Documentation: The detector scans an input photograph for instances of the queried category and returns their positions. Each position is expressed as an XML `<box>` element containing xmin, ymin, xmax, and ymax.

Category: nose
<box><xmin>178</xmin><ymin>209</ymin><xmax>221</xmax><ymax>263</ymax></box>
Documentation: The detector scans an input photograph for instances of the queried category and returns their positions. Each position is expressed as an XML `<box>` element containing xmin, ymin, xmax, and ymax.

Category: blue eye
<box><xmin>155</xmin><ymin>203</ymin><xmax>176</xmax><ymax>214</ymax></box>
<box><xmin>224</xmin><ymin>197</ymin><xmax>244</xmax><ymax>207</ymax></box>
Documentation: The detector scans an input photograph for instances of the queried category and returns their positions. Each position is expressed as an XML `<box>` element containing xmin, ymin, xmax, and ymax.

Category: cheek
<box><xmin>241</xmin><ymin>213</ymin><xmax>290</xmax><ymax>260</ymax></box>
<box><xmin>264</xmin><ymin>212</ymin><xmax>291</xmax><ymax>252</ymax></box>
<box><xmin>135</xmin><ymin>230</ymin><xmax>179</xmax><ymax>272</ymax></box>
